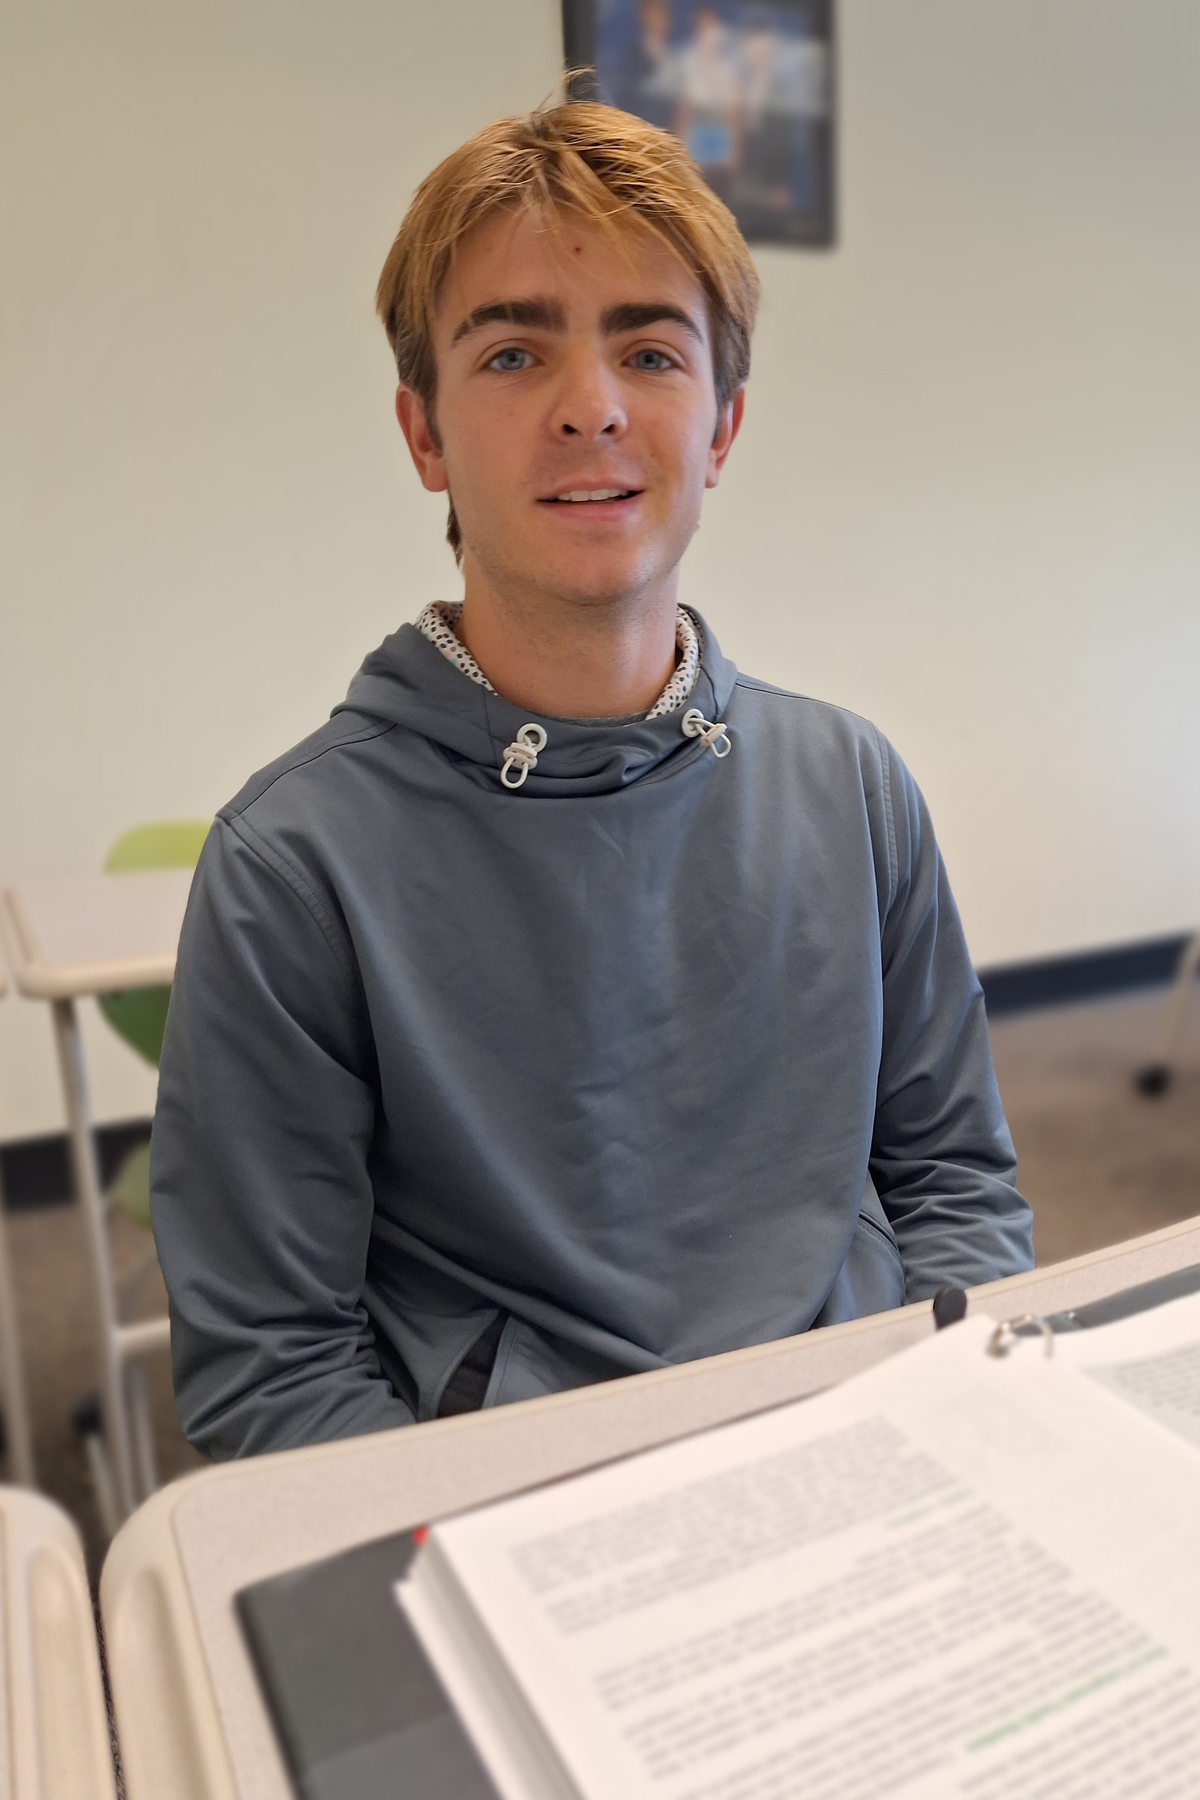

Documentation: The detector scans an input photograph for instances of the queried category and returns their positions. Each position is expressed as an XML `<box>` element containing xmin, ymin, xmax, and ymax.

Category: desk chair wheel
<box><xmin>1134</xmin><ymin>1063</ymin><xmax>1172</xmax><ymax>1098</ymax></box>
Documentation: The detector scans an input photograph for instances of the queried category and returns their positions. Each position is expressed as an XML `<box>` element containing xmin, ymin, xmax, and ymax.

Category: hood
<box><xmin>332</xmin><ymin>607</ymin><xmax>739</xmax><ymax>798</ymax></box>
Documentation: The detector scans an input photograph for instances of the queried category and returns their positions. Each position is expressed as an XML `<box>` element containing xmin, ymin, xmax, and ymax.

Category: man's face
<box><xmin>396</xmin><ymin>207</ymin><xmax>742</xmax><ymax>610</ymax></box>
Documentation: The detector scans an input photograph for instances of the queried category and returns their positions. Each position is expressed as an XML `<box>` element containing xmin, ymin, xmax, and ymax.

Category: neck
<box><xmin>455</xmin><ymin>564</ymin><xmax>680</xmax><ymax>719</ymax></box>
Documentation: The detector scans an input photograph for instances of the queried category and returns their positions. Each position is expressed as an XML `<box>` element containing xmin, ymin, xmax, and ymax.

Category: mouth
<box><xmin>537</xmin><ymin>485</ymin><xmax>644</xmax><ymax>516</ymax></box>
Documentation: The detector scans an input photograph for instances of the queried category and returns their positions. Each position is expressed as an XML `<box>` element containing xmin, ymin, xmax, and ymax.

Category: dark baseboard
<box><xmin>0</xmin><ymin>933</ymin><xmax>1192</xmax><ymax>1209</ymax></box>
<box><xmin>977</xmin><ymin>933</ymin><xmax>1192</xmax><ymax>1019</ymax></box>
<box><xmin>0</xmin><ymin>1118</ymin><xmax>152</xmax><ymax>1212</ymax></box>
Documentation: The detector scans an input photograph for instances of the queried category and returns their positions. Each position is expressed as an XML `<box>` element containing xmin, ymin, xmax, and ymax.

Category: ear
<box><xmin>395</xmin><ymin>387</ymin><xmax>449</xmax><ymax>495</ymax></box>
<box><xmin>706</xmin><ymin>387</ymin><xmax>745</xmax><ymax>489</ymax></box>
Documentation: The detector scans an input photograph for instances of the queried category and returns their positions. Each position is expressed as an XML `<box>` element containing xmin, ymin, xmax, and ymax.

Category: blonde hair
<box><xmin>375</xmin><ymin>102</ymin><xmax>760</xmax><ymax>561</ymax></box>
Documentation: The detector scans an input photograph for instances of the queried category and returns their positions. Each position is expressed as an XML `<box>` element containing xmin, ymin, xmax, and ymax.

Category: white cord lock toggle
<box><xmin>681</xmin><ymin>707</ymin><xmax>731</xmax><ymax>758</ymax></box>
<box><xmin>500</xmin><ymin>722</ymin><xmax>548</xmax><ymax>790</ymax></box>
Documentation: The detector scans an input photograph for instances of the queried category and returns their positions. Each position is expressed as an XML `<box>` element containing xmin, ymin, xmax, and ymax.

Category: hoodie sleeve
<box><xmin>869</xmin><ymin>737</ymin><xmax>1034</xmax><ymax>1298</ymax></box>
<box><xmin>150</xmin><ymin>813</ymin><xmax>414</xmax><ymax>1459</ymax></box>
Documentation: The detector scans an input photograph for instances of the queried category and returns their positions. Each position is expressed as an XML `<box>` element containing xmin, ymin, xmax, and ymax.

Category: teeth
<box><xmin>554</xmin><ymin>489</ymin><xmax>634</xmax><ymax>502</ymax></box>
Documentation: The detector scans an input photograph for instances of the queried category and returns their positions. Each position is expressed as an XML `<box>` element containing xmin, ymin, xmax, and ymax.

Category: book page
<box><xmin>400</xmin><ymin>1319</ymin><xmax>1200</xmax><ymax>1800</ymax></box>
<box><xmin>1052</xmin><ymin>1289</ymin><xmax>1200</xmax><ymax>1452</ymax></box>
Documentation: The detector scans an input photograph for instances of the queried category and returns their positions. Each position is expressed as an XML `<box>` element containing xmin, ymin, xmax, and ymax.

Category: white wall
<box><xmin>1</xmin><ymin>0</ymin><xmax>1197</xmax><ymax>1140</ymax></box>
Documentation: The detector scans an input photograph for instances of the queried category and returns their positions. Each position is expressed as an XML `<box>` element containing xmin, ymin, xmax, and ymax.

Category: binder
<box><xmin>983</xmin><ymin>1260</ymin><xmax>1200</xmax><ymax>1355</ymax></box>
<box><xmin>236</xmin><ymin>1527</ymin><xmax>497</xmax><ymax>1800</ymax></box>
<box><xmin>1034</xmin><ymin>1259</ymin><xmax>1200</xmax><ymax>1333</ymax></box>
<box><xmin>236</xmin><ymin>1261</ymin><xmax>1200</xmax><ymax>1800</ymax></box>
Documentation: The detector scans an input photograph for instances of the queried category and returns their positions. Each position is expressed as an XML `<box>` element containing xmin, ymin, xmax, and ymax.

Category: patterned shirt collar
<box><xmin>415</xmin><ymin>601</ymin><xmax>700</xmax><ymax>721</ymax></box>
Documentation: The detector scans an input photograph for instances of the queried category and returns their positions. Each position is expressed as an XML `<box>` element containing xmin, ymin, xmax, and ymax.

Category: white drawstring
<box><xmin>500</xmin><ymin>722</ymin><xmax>547</xmax><ymax>789</ymax></box>
<box><xmin>681</xmin><ymin>707</ymin><xmax>731</xmax><ymax>758</ymax></box>
<box><xmin>501</xmin><ymin>711</ymin><xmax>729</xmax><ymax>790</ymax></box>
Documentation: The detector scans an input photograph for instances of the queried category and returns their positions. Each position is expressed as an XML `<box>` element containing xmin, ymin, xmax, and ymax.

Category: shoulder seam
<box><xmin>217</xmin><ymin>812</ymin><xmax>356</xmax><ymax>983</ymax></box>
<box><xmin>732</xmin><ymin>677</ymin><xmax>873</xmax><ymax>730</ymax></box>
<box><xmin>733</xmin><ymin>675</ymin><xmax>811</xmax><ymax>700</ymax></box>
<box><xmin>228</xmin><ymin>718</ymin><xmax>396</xmax><ymax>818</ymax></box>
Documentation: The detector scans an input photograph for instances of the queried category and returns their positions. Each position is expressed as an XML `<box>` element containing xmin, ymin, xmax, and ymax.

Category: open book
<box><xmin>397</xmin><ymin>1293</ymin><xmax>1200</xmax><ymax>1800</ymax></box>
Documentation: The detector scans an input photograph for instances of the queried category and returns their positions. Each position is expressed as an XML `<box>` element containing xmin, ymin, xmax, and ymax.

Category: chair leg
<box><xmin>127</xmin><ymin>1361</ymin><xmax>159</xmax><ymax>1502</ymax></box>
<box><xmin>1135</xmin><ymin>932</ymin><xmax>1200</xmax><ymax>1096</ymax></box>
<box><xmin>71</xmin><ymin>1395</ymin><xmax>121</xmax><ymax>1543</ymax></box>
<box><xmin>50</xmin><ymin>999</ymin><xmax>137</xmax><ymax>1523</ymax></box>
<box><xmin>0</xmin><ymin>1198</ymin><xmax>35</xmax><ymax>1487</ymax></box>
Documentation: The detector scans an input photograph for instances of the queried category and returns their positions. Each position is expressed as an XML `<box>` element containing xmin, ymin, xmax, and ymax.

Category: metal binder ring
<box><xmin>985</xmin><ymin>1314</ymin><xmax>1054</xmax><ymax>1359</ymax></box>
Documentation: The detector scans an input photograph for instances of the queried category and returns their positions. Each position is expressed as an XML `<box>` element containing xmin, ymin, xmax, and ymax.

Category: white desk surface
<box><xmin>100</xmin><ymin>1213</ymin><xmax>1200</xmax><ymax>1800</ymax></box>
<box><xmin>0</xmin><ymin>1485</ymin><xmax>117</xmax><ymax>1799</ymax></box>
<box><xmin>0</xmin><ymin>870</ymin><xmax>193</xmax><ymax>999</ymax></box>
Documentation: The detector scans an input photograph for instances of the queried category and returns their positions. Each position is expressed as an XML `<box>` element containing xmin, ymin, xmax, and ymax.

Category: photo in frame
<box><xmin>563</xmin><ymin>0</ymin><xmax>836</xmax><ymax>246</ymax></box>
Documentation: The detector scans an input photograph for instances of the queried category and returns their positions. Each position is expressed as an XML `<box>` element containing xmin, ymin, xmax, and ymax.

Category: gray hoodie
<box><xmin>151</xmin><ymin>612</ymin><xmax>1032</xmax><ymax>1459</ymax></box>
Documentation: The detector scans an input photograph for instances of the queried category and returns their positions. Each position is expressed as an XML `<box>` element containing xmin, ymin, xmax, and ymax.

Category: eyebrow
<box><xmin>450</xmin><ymin>297</ymin><xmax>704</xmax><ymax>346</ymax></box>
<box><xmin>451</xmin><ymin>299</ymin><xmax>565</xmax><ymax>344</ymax></box>
<box><xmin>601</xmin><ymin>302</ymin><xmax>703</xmax><ymax>342</ymax></box>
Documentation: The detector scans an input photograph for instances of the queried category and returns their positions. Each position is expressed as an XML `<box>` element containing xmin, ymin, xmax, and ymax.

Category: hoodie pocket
<box><xmin>856</xmin><ymin>1205</ymin><xmax>905</xmax><ymax>1269</ymax></box>
<box><xmin>812</xmin><ymin>1180</ymin><xmax>907</xmax><ymax>1327</ymax></box>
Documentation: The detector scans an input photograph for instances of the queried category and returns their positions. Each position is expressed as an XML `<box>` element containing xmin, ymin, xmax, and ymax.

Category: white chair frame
<box><xmin>0</xmin><ymin>875</ymin><xmax>190</xmax><ymax>1529</ymax></box>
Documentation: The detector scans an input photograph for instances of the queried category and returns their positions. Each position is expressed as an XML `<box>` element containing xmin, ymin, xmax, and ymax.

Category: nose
<box><xmin>550</xmin><ymin>349</ymin><xmax>627</xmax><ymax>442</ymax></box>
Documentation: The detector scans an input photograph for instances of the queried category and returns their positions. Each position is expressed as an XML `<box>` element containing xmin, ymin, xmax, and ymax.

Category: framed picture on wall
<box><xmin>562</xmin><ymin>0</ymin><xmax>836</xmax><ymax>247</ymax></box>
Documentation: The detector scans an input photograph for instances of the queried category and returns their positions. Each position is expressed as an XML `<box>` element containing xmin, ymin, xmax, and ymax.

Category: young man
<box><xmin>151</xmin><ymin>104</ymin><xmax>1033</xmax><ymax>1460</ymax></box>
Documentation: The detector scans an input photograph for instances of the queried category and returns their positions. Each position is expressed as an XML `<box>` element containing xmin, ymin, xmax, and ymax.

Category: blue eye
<box><xmin>630</xmin><ymin>348</ymin><xmax>673</xmax><ymax>372</ymax></box>
<box><xmin>488</xmin><ymin>347</ymin><xmax>532</xmax><ymax>372</ymax></box>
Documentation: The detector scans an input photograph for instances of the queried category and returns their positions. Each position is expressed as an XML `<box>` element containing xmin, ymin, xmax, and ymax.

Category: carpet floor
<box><xmin>3</xmin><ymin>985</ymin><xmax>1198</xmax><ymax>1577</ymax></box>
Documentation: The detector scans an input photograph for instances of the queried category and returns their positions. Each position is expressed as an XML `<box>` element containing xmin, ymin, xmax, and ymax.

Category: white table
<box><xmin>0</xmin><ymin>1483</ymin><xmax>117</xmax><ymax>1799</ymax></box>
<box><xmin>0</xmin><ymin>871</ymin><xmax>193</xmax><ymax>1522</ymax></box>
<box><xmin>100</xmin><ymin>1213</ymin><xmax>1200</xmax><ymax>1800</ymax></box>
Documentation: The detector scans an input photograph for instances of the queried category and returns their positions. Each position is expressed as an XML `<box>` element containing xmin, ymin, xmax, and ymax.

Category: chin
<box><xmin>534</xmin><ymin>541</ymin><xmax>681</xmax><ymax>609</ymax></box>
<box><xmin>544</xmin><ymin>569</ymin><xmax>656</xmax><ymax>608</ymax></box>
<box><xmin>467</xmin><ymin>522</ymin><xmax>686</xmax><ymax>608</ymax></box>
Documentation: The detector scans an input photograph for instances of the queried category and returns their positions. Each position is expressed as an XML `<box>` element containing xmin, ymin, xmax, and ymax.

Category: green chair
<box><xmin>99</xmin><ymin>821</ymin><xmax>209</xmax><ymax>1229</ymax></box>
